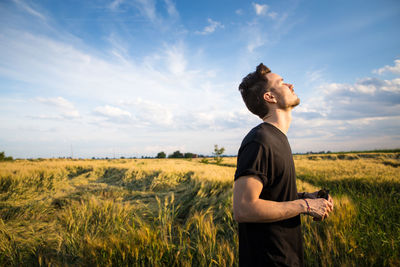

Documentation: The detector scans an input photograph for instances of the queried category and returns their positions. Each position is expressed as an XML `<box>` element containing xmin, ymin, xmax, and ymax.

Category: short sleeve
<box><xmin>234</xmin><ymin>141</ymin><xmax>268</xmax><ymax>185</ymax></box>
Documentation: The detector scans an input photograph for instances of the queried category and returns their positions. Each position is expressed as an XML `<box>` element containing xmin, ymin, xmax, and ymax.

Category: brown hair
<box><xmin>238</xmin><ymin>63</ymin><xmax>272</xmax><ymax>119</ymax></box>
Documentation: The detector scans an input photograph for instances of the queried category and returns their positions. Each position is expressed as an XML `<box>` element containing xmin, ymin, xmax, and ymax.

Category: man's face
<box><xmin>266</xmin><ymin>73</ymin><xmax>300</xmax><ymax>109</ymax></box>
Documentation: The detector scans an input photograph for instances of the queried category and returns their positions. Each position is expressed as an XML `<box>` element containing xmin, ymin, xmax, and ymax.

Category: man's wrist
<box><xmin>301</xmin><ymin>199</ymin><xmax>310</xmax><ymax>215</ymax></box>
<box><xmin>298</xmin><ymin>192</ymin><xmax>306</xmax><ymax>199</ymax></box>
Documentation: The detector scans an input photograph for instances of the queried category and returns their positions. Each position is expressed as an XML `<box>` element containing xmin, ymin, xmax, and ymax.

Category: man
<box><xmin>233</xmin><ymin>63</ymin><xmax>334</xmax><ymax>266</ymax></box>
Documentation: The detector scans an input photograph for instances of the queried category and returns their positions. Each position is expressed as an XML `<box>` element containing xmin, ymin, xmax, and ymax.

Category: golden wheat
<box><xmin>0</xmin><ymin>154</ymin><xmax>399</xmax><ymax>266</ymax></box>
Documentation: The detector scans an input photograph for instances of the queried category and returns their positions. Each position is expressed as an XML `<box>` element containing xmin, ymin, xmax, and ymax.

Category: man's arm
<box><xmin>233</xmin><ymin>175</ymin><xmax>333</xmax><ymax>223</ymax></box>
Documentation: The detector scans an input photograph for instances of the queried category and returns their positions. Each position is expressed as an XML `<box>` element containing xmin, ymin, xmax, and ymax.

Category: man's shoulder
<box><xmin>242</xmin><ymin>123</ymin><xmax>280</xmax><ymax>146</ymax></box>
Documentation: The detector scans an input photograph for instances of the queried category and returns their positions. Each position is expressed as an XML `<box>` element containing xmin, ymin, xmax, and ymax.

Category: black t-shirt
<box><xmin>234</xmin><ymin>122</ymin><xmax>304</xmax><ymax>267</ymax></box>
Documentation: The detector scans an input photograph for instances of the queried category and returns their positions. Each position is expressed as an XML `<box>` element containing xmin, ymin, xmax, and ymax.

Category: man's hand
<box><xmin>305</xmin><ymin>198</ymin><xmax>333</xmax><ymax>221</ymax></box>
<box><xmin>300</xmin><ymin>189</ymin><xmax>334</xmax><ymax>220</ymax></box>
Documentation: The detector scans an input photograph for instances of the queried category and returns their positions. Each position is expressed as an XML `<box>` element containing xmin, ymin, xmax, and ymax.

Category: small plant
<box><xmin>200</xmin><ymin>158</ymin><xmax>209</xmax><ymax>164</ymax></box>
<box><xmin>213</xmin><ymin>145</ymin><xmax>225</xmax><ymax>164</ymax></box>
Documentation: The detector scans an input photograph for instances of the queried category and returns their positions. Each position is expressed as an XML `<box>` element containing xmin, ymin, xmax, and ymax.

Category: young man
<box><xmin>233</xmin><ymin>63</ymin><xmax>334</xmax><ymax>266</ymax></box>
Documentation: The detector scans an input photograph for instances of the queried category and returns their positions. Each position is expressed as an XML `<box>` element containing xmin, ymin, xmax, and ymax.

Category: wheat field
<box><xmin>0</xmin><ymin>153</ymin><xmax>399</xmax><ymax>266</ymax></box>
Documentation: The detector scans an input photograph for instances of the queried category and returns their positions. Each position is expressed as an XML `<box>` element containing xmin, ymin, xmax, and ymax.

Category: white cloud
<box><xmin>381</xmin><ymin>78</ymin><xmax>400</xmax><ymax>93</ymax></box>
<box><xmin>288</xmin><ymin>60</ymin><xmax>400</xmax><ymax>152</ymax></box>
<box><xmin>322</xmin><ymin>77</ymin><xmax>400</xmax><ymax>95</ymax></box>
<box><xmin>252</xmin><ymin>3</ymin><xmax>278</xmax><ymax>19</ymax></box>
<box><xmin>94</xmin><ymin>105</ymin><xmax>132</xmax><ymax>119</ymax></box>
<box><xmin>196</xmin><ymin>18</ymin><xmax>224</xmax><ymax>35</ymax></box>
<box><xmin>373</xmin><ymin>59</ymin><xmax>400</xmax><ymax>75</ymax></box>
<box><xmin>0</xmin><ymin>29</ymin><xmax>243</xmax><ymax>132</ymax></box>
<box><xmin>235</xmin><ymin>9</ymin><xmax>243</xmax><ymax>15</ymax></box>
<box><xmin>120</xmin><ymin>98</ymin><xmax>174</xmax><ymax>127</ymax></box>
<box><xmin>36</xmin><ymin>96</ymin><xmax>80</xmax><ymax>119</ymax></box>
<box><xmin>253</xmin><ymin>3</ymin><xmax>268</xmax><ymax>15</ymax></box>
<box><xmin>295</xmin><ymin>72</ymin><xmax>400</xmax><ymax>122</ymax></box>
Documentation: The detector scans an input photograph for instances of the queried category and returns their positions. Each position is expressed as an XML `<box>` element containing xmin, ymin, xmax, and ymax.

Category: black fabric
<box><xmin>234</xmin><ymin>122</ymin><xmax>304</xmax><ymax>267</ymax></box>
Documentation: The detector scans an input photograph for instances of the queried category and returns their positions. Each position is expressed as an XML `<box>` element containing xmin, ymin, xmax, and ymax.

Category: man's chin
<box><xmin>290</xmin><ymin>98</ymin><xmax>300</xmax><ymax>108</ymax></box>
<box><xmin>279</xmin><ymin>97</ymin><xmax>300</xmax><ymax>110</ymax></box>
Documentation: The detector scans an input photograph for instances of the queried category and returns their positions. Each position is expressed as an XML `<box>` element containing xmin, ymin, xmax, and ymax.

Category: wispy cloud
<box><xmin>94</xmin><ymin>105</ymin><xmax>132</xmax><ymax>121</ymax></box>
<box><xmin>305</xmin><ymin>69</ymin><xmax>325</xmax><ymax>84</ymax></box>
<box><xmin>0</xmin><ymin>27</ymin><xmax>242</xmax><ymax>132</ymax></box>
<box><xmin>135</xmin><ymin>0</ymin><xmax>158</xmax><ymax>23</ymax></box>
<box><xmin>247</xmin><ymin>33</ymin><xmax>266</xmax><ymax>53</ymax></box>
<box><xmin>240</xmin><ymin>3</ymin><xmax>285</xmax><ymax>53</ymax></box>
<box><xmin>109</xmin><ymin>0</ymin><xmax>125</xmax><ymax>10</ymax></box>
<box><xmin>36</xmin><ymin>97</ymin><xmax>80</xmax><ymax>119</ymax></box>
<box><xmin>12</xmin><ymin>0</ymin><xmax>46</xmax><ymax>20</ymax></box>
<box><xmin>3</xmin><ymin>0</ymin><xmax>398</xmax><ymax>157</ymax></box>
<box><xmin>373</xmin><ymin>59</ymin><xmax>400</xmax><ymax>75</ymax></box>
<box><xmin>196</xmin><ymin>18</ymin><xmax>224</xmax><ymax>35</ymax></box>
<box><xmin>163</xmin><ymin>0</ymin><xmax>179</xmax><ymax>18</ymax></box>
<box><xmin>165</xmin><ymin>43</ymin><xmax>187</xmax><ymax>75</ymax></box>
<box><xmin>268</xmin><ymin>12</ymin><xmax>278</xmax><ymax>19</ymax></box>
<box><xmin>36</xmin><ymin>96</ymin><xmax>75</xmax><ymax>110</ymax></box>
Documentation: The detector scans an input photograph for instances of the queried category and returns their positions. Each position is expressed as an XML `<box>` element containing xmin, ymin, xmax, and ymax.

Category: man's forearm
<box><xmin>235</xmin><ymin>198</ymin><xmax>307</xmax><ymax>223</ymax></box>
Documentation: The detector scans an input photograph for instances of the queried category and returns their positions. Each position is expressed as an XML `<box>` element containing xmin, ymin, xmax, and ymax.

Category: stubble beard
<box><xmin>291</xmin><ymin>97</ymin><xmax>300</xmax><ymax>108</ymax></box>
<box><xmin>278</xmin><ymin>96</ymin><xmax>300</xmax><ymax>110</ymax></box>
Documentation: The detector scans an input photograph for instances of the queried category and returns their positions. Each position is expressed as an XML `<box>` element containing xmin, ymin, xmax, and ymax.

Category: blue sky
<box><xmin>1</xmin><ymin>0</ymin><xmax>399</xmax><ymax>158</ymax></box>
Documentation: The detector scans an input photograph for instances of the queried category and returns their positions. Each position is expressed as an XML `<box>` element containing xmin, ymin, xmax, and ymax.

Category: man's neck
<box><xmin>262</xmin><ymin>108</ymin><xmax>292</xmax><ymax>135</ymax></box>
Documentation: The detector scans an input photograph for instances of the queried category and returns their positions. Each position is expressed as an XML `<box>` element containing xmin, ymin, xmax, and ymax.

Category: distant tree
<box><xmin>156</xmin><ymin>151</ymin><xmax>166</xmax><ymax>158</ymax></box>
<box><xmin>184</xmin><ymin>152</ymin><xmax>197</xmax><ymax>159</ymax></box>
<box><xmin>168</xmin><ymin>150</ymin><xmax>184</xmax><ymax>158</ymax></box>
<box><xmin>213</xmin><ymin>145</ymin><xmax>225</xmax><ymax>164</ymax></box>
<box><xmin>0</xmin><ymin>151</ymin><xmax>13</xmax><ymax>161</ymax></box>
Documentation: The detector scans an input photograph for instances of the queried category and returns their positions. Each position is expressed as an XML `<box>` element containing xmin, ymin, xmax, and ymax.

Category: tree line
<box><xmin>156</xmin><ymin>151</ymin><xmax>198</xmax><ymax>159</ymax></box>
<box><xmin>156</xmin><ymin>145</ymin><xmax>225</xmax><ymax>163</ymax></box>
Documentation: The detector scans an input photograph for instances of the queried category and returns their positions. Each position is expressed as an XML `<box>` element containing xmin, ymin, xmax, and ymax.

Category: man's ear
<box><xmin>263</xmin><ymin>92</ymin><xmax>277</xmax><ymax>103</ymax></box>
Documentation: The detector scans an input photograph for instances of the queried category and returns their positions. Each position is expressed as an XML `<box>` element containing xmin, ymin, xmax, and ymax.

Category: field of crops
<box><xmin>0</xmin><ymin>153</ymin><xmax>399</xmax><ymax>266</ymax></box>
